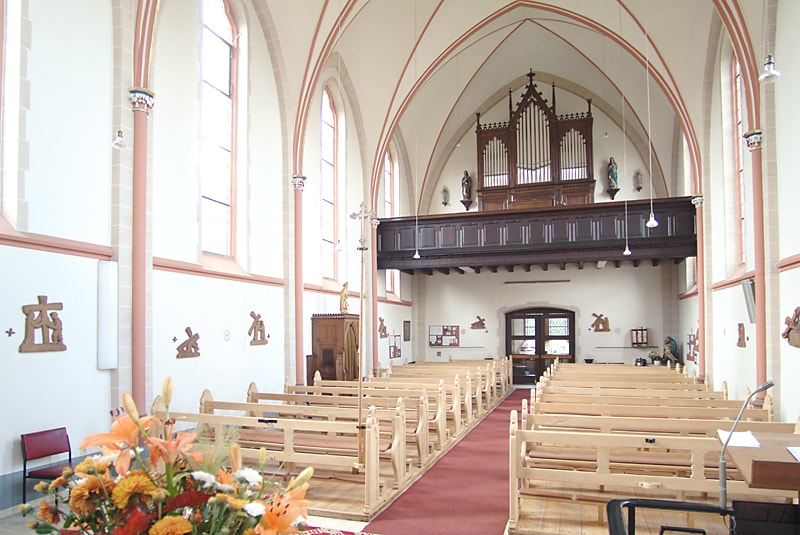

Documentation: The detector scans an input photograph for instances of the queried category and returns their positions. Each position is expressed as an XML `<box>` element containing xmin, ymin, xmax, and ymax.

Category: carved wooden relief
<box><xmin>176</xmin><ymin>327</ymin><xmax>200</xmax><ymax>358</ymax></box>
<box><xmin>782</xmin><ymin>307</ymin><xmax>800</xmax><ymax>348</ymax></box>
<box><xmin>248</xmin><ymin>311</ymin><xmax>270</xmax><ymax>346</ymax></box>
<box><xmin>19</xmin><ymin>295</ymin><xmax>67</xmax><ymax>352</ymax></box>
<box><xmin>589</xmin><ymin>313</ymin><xmax>609</xmax><ymax>332</ymax></box>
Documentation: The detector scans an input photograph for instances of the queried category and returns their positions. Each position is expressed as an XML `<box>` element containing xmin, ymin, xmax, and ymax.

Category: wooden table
<box><xmin>726</xmin><ymin>432</ymin><xmax>800</xmax><ymax>491</ymax></box>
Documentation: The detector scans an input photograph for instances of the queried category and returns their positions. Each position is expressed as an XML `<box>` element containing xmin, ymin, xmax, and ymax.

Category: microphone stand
<box><xmin>719</xmin><ymin>379</ymin><xmax>775</xmax><ymax>511</ymax></box>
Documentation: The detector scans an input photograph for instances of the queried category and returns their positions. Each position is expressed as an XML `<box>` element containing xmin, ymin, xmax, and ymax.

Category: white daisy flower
<box><xmin>234</xmin><ymin>467</ymin><xmax>263</xmax><ymax>486</ymax></box>
<box><xmin>191</xmin><ymin>471</ymin><xmax>217</xmax><ymax>489</ymax></box>
<box><xmin>244</xmin><ymin>501</ymin><xmax>266</xmax><ymax>517</ymax></box>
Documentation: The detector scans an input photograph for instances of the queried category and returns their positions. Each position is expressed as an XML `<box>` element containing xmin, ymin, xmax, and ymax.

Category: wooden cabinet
<box><xmin>307</xmin><ymin>314</ymin><xmax>360</xmax><ymax>385</ymax></box>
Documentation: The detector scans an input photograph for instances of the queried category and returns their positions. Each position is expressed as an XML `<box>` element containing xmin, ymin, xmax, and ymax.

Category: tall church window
<box><xmin>383</xmin><ymin>151</ymin><xmax>399</xmax><ymax>294</ymax></box>
<box><xmin>200</xmin><ymin>0</ymin><xmax>235</xmax><ymax>256</ymax></box>
<box><xmin>731</xmin><ymin>55</ymin><xmax>746</xmax><ymax>267</ymax></box>
<box><xmin>320</xmin><ymin>88</ymin><xmax>337</xmax><ymax>279</ymax></box>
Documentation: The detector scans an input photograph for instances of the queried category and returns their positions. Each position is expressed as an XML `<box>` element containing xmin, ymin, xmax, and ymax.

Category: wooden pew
<box><xmin>240</xmin><ymin>384</ymin><xmax>431</xmax><ymax>467</ymax></box>
<box><xmin>276</xmin><ymin>381</ymin><xmax>451</xmax><ymax>448</ymax></box>
<box><xmin>508</xmin><ymin>410</ymin><xmax>796</xmax><ymax>528</ymax></box>
<box><xmin>367</xmin><ymin>370</ymin><xmax>482</xmax><ymax>421</ymax></box>
<box><xmin>196</xmin><ymin>389</ymin><xmax>411</xmax><ymax>482</ymax></box>
<box><xmin>150</xmin><ymin>397</ymin><xmax>393</xmax><ymax>515</ymax></box>
<box><xmin>533</xmin><ymin>392</ymin><xmax>760</xmax><ymax>410</ymax></box>
<box><xmin>537</xmin><ymin>381</ymin><xmax>717</xmax><ymax>394</ymax></box>
<box><xmin>362</xmin><ymin>374</ymin><xmax>478</xmax><ymax>427</ymax></box>
<box><xmin>386</xmin><ymin>359</ymin><xmax>509</xmax><ymax>403</ymax></box>
<box><xmin>311</xmin><ymin>376</ymin><xmax>466</xmax><ymax>439</ymax></box>
<box><xmin>522</xmin><ymin>409</ymin><xmax>799</xmax><ymax>437</ymax></box>
<box><xmin>528</xmin><ymin>400</ymin><xmax>773</xmax><ymax>421</ymax></box>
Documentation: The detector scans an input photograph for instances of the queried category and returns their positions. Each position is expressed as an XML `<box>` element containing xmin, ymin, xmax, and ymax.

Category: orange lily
<box><xmin>146</xmin><ymin>427</ymin><xmax>198</xmax><ymax>467</ymax></box>
<box><xmin>254</xmin><ymin>483</ymin><xmax>310</xmax><ymax>535</ymax></box>
<box><xmin>79</xmin><ymin>414</ymin><xmax>155</xmax><ymax>476</ymax></box>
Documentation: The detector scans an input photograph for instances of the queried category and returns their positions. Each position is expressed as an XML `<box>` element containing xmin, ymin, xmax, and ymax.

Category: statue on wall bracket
<box><xmin>460</xmin><ymin>170</ymin><xmax>473</xmax><ymax>211</ymax></box>
<box><xmin>607</xmin><ymin>157</ymin><xmax>619</xmax><ymax>200</ymax></box>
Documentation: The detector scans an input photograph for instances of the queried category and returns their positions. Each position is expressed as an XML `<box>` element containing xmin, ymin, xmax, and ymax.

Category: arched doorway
<box><xmin>506</xmin><ymin>307</ymin><xmax>575</xmax><ymax>385</ymax></box>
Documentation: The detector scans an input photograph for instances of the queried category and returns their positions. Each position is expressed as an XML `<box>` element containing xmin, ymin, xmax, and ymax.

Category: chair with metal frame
<box><xmin>20</xmin><ymin>427</ymin><xmax>73</xmax><ymax>503</ymax></box>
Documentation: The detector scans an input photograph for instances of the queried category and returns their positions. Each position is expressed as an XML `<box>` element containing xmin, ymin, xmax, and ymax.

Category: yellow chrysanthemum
<box><xmin>74</xmin><ymin>457</ymin><xmax>112</xmax><ymax>477</ymax></box>
<box><xmin>148</xmin><ymin>515</ymin><xmax>193</xmax><ymax>535</ymax></box>
<box><xmin>48</xmin><ymin>475</ymin><xmax>71</xmax><ymax>490</ymax></box>
<box><xmin>37</xmin><ymin>500</ymin><xmax>60</xmax><ymax>524</ymax></box>
<box><xmin>33</xmin><ymin>481</ymin><xmax>49</xmax><ymax>493</ymax></box>
<box><xmin>112</xmin><ymin>470</ymin><xmax>158</xmax><ymax>509</ymax></box>
<box><xmin>69</xmin><ymin>474</ymin><xmax>115</xmax><ymax>516</ymax></box>
<box><xmin>214</xmin><ymin>493</ymin><xmax>248</xmax><ymax>510</ymax></box>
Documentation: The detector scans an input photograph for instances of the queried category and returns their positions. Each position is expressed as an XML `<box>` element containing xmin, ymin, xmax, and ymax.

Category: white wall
<box><xmin>152</xmin><ymin>270</ymin><xmax>286</xmax><ymax>417</ymax></box>
<box><xmin>0</xmin><ymin>247</ymin><xmax>112</xmax><ymax>474</ymax></box>
<box><xmin>412</xmin><ymin>263</ymin><xmax>668</xmax><ymax>365</ymax></box>
<box><xmin>26</xmin><ymin>0</ymin><xmax>112</xmax><ymax>243</ymax></box>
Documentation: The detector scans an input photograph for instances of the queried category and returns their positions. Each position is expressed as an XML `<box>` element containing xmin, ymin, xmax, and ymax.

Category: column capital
<box><xmin>129</xmin><ymin>87</ymin><xmax>155</xmax><ymax>112</ymax></box>
<box><xmin>291</xmin><ymin>175</ymin><xmax>307</xmax><ymax>190</ymax></box>
<box><xmin>743</xmin><ymin>129</ymin><xmax>763</xmax><ymax>151</ymax></box>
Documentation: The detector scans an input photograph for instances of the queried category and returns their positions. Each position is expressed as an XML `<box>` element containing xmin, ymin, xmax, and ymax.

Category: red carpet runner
<box><xmin>364</xmin><ymin>387</ymin><xmax>530</xmax><ymax>535</ymax></box>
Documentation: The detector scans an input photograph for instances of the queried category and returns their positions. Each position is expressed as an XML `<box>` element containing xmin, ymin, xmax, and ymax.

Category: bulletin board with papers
<box><xmin>428</xmin><ymin>325</ymin><xmax>460</xmax><ymax>347</ymax></box>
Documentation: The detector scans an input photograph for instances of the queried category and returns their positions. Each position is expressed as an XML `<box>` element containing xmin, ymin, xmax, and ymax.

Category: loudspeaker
<box><xmin>742</xmin><ymin>279</ymin><xmax>756</xmax><ymax>324</ymax></box>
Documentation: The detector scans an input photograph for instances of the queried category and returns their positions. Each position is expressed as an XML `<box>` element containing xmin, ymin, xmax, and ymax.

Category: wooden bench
<box><xmin>190</xmin><ymin>390</ymin><xmax>409</xmax><ymax>487</ymax></box>
<box><xmin>537</xmin><ymin>384</ymin><xmax>726</xmax><ymax>399</ymax></box>
<box><xmin>384</xmin><ymin>359</ymin><xmax>506</xmax><ymax>406</ymax></box>
<box><xmin>361</xmin><ymin>375</ymin><xmax>477</xmax><ymax>428</ymax></box>
<box><xmin>508</xmin><ymin>410</ymin><xmax>796</xmax><ymax>528</ymax></box>
<box><xmin>151</xmin><ymin>397</ymin><xmax>401</xmax><ymax>515</ymax></box>
<box><xmin>528</xmin><ymin>400</ymin><xmax>773</xmax><ymax>421</ymax></box>
<box><xmin>20</xmin><ymin>427</ymin><xmax>73</xmax><ymax>503</ymax></box>
<box><xmin>544</xmin><ymin>360</ymin><xmax>694</xmax><ymax>381</ymax></box>
<box><xmin>533</xmin><ymin>392</ymin><xmax>758</xmax><ymax>410</ymax></box>
<box><xmin>305</xmin><ymin>377</ymin><xmax>461</xmax><ymax>440</ymax></box>
<box><xmin>522</xmin><ymin>410</ymin><xmax>799</xmax><ymax>438</ymax></box>
<box><xmin>234</xmin><ymin>385</ymin><xmax>431</xmax><ymax>467</ymax></box>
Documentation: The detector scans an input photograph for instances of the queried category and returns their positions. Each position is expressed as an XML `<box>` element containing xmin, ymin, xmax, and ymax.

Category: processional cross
<box><xmin>349</xmin><ymin>201</ymin><xmax>380</xmax><ymax>464</ymax></box>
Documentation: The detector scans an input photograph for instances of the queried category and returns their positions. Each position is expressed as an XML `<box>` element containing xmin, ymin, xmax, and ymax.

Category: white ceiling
<box><xmin>260</xmin><ymin>0</ymin><xmax>771</xmax><ymax>213</ymax></box>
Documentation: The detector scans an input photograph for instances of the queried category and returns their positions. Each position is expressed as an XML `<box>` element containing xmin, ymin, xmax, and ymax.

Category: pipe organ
<box><xmin>476</xmin><ymin>70</ymin><xmax>595</xmax><ymax>211</ymax></box>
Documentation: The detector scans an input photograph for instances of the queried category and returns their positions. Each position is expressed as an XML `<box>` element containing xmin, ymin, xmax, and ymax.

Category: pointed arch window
<box><xmin>383</xmin><ymin>151</ymin><xmax>399</xmax><ymax>294</ymax></box>
<box><xmin>200</xmin><ymin>0</ymin><xmax>236</xmax><ymax>256</ymax></box>
<box><xmin>320</xmin><ymin>88</ymin><xmax>337</xmax><ymax>279</ymax></box>
<box><xmin>731</xmin><ymin>55</ymin><xmax>746</xmax><ymax>267</ymax></box>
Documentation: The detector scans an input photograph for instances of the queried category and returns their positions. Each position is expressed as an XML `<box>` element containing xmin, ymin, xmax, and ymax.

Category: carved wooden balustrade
<box><xmin>376</xmin><ymin>197</ymin><xmax>697</xmax><ymax>275</ymax></box>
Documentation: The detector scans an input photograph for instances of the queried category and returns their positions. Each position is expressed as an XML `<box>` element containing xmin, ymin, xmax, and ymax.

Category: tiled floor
<box><xmin>0</xmin><ymin>502</ymin><xmax>368</xmax><ymax>534</ymax></box>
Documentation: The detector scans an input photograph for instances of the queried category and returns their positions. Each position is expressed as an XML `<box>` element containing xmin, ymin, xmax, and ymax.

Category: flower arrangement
<box><xmin>21</xmin><ymin>377</ymin><xmax>313</xmax><ymax>535</ymax></box>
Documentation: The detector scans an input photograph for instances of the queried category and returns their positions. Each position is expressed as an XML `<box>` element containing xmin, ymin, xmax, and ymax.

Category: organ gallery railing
<box><xmin>476</xmin><ymin>70</ymin><xmax>595</xmax><ymax>211</ymax></box>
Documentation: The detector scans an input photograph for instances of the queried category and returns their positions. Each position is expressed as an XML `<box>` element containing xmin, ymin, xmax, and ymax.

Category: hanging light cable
<box><xmin>623</xmin><ymin>199</ymin><xmax>632</xmax><ymax>256</ymax></box>
<box><xmin>412</xmin><ymin>2</ymin><xmax>420</xmax><ymax>260</ymax></box>
<box><xmin>644</xmin><ymin>6</ymin><xmax>659</xmax><ymax>229</ymax></box>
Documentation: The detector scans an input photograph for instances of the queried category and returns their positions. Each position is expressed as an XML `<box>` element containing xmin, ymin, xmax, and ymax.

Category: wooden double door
<box><xmin>506</xmin><ymin>307</ymin><xmax>575</xmax><ymax>385</ymax></box>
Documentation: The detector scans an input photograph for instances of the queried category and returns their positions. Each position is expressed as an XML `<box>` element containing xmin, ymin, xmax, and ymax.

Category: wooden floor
<box><xmin>509</xmin><ymin>484</ymin><xmax>737</xmax><ymax>535</ymax></box>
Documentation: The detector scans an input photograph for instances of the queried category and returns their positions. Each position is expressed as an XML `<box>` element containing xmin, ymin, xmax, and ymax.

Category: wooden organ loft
<box><xmin>375</xmin><ymin>70</ymin><xmax>697</xmax><ymax>275</ymax></box>
<box><xmin>476</xmin><ymin>70</ymin><xmax>595</xmax><ymax>211</ymax></box>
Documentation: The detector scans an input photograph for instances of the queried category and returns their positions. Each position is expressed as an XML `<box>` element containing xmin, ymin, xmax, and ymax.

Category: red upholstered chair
<box><xmin>20</xmin><ymin>427</ymin><xmax>73</xmax><ymax>503</ymax></box>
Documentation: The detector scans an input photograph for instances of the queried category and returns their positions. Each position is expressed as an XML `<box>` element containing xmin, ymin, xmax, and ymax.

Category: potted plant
<box><xmin>649</xmin><ymin>350</ymin><xmax>664</xmax><ymax>365</ymax></box>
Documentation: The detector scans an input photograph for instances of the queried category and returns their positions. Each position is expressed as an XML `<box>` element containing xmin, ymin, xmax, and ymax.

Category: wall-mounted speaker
<box><xmin>742</xmin><ymin>279</ymin><xmax>756</xmax><ymax>324</ymax></box>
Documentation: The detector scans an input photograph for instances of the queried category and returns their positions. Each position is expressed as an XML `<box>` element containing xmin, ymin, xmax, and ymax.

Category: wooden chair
<box><xmin>20</xmin><ymin>427</ymin><xmax>73</xmax><ymax>503</ymax></box>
